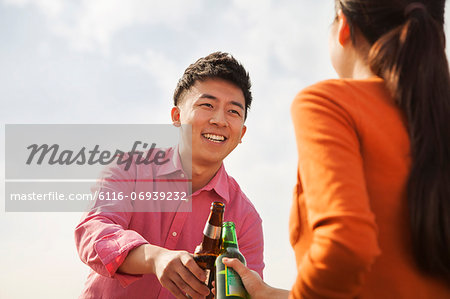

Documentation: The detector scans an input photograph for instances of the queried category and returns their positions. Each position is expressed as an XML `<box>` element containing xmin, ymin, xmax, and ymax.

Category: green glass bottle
<box><xmin>215</xmin><ymin>222</ymin><xmax>249</xmax><ymax>299</ymax></box>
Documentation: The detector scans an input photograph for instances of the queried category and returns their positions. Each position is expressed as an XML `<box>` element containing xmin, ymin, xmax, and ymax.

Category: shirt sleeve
<box><xmin>237</xmin><ymin>205</ymin><xmax>265</xmax><ymax>279</ymax></box>
<box><xmin>289</xmin><ymin>84</ymin><xmax>381</xmax><ymax>298</ymax></box>
<box><xmin>74</xmin><ymin>162</ymin><xmax>149</xmax><ymax>288</ymax></box>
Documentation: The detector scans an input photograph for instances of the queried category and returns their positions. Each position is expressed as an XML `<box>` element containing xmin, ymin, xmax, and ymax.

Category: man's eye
<box><xmin>229</xmin><ymin>109</ymin><xmax>241</xmax><ymax>116</ymax></box>
<box><xmin>201</xmin><ymin>103</ymin><xmax>213</xmax><ymax>108</ymax></box>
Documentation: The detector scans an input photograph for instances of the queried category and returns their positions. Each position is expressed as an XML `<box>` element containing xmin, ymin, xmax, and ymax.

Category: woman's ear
<box><xmin>171</xmin><ymin>107</ymin><xmax>181</xmax><ymax>127</ymax></box>
<box><xmin>337</xmin><ymin>10</ymin><xmax>351</xmax><ymax>46</ymax></box>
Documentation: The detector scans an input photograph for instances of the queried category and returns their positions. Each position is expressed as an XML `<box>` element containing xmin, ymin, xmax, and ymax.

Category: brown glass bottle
<box><xmin>194</xmin><ymin>201</ymin><xmax>225</xmax><ymax>299</ymax></box>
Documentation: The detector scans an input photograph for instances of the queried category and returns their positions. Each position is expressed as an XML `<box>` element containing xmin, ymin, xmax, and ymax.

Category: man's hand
<box><xmin>118</xmin><ymin>244</ymin><xmax>210</xmax><ymax>299</ymax></box>
<box><xmin>153</xmin><ymin>247</ymin><xmax>210</xmax><ymax>299</ymax></box>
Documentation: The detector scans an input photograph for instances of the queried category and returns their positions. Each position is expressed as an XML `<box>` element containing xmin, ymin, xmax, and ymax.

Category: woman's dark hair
<box><xmin>337</xmin><ymin>0</ymin><xmax>450</xmax><ymax>281</ymax></box>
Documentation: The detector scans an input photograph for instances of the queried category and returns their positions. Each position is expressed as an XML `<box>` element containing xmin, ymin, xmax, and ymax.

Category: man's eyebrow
<box><xmin>198</xmin><ymin>94</ymin><xmax>244</xmax><ymax>110</ymax></box>
<box><xmin>230</xmin><ymin>101</ymin><xmax>244</xmax><ymax>110</ymax></box>
<box><xmin>199</xmin><ymin>94</ymin><xmax>217</xmax><ymax>100</ymax></box>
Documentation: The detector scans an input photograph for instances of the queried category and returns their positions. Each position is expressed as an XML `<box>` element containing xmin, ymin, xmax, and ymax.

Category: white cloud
<box><xmin>120</xmin><ymin>49</ymin><xmax>183</xmax><ymax>94</ymax></box>
<box><xmin>4</xmin><ymin>0</ymin><xmax>203</xmax><ymax>53</ymax></box>
<box><xmin>3</xmin><ymin>0</ymin><xmax>63</xmax><ymax>16</ymax></box>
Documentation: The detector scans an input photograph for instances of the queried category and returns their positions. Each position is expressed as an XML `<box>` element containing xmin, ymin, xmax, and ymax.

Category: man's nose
<box><xmin>209</xmin><ymin>109</ymin><xmax>228</xmax><ymax>127</ymax></box>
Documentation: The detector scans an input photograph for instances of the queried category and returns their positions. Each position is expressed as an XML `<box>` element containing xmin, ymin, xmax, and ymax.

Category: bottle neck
<box><xmin>221</xmin><ymin>222</ymin><xmax>239</xmax><ymax>249</ymax></box>
<box><xmin>196</xmin><ymin>223</ymin><xmax>221</xmax><ymax>253</ymax></box>
<box><xmin>205</xmin><ymin>202</ymin><xmax>224</xmax><ymax>238</ymax></box>
<box><xmin>195</xmin><ymin>202</ymin><xmax>224</xmax><ymax>255</ymax></box>
<box><xmin>222</xmin><ymin>241</ymin><xmax>238</xmax><ymax>249</ymax></box>
<box><xmin>203</xmin><ymin>222</ymin><xmax>222</xmax><ymax>240</ymax></box>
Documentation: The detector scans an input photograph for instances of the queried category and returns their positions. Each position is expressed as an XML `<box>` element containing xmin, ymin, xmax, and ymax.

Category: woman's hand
<box><xmin>216</xmin><ymin>258</ymin><xmax>290</xmax><ymax>299</ymax></box>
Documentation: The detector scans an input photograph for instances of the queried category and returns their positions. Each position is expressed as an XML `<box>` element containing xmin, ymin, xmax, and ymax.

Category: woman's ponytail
<box><xmin>367</xmin><ymin>5</ymin><xmax>450</xmax><ymax>281</ymax></box>
<box><xmin>339</xmin><ymin>0</ymin><xmax>450</xmax><ymax>281</ymax></box>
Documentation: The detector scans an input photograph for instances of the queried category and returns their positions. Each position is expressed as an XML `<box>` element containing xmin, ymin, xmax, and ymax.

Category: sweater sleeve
<box><xmin>74</xmin><ymin>162</ymin><xmax>149</xmax><ymax>288</ymax></box>
<box><xmin>289</xmin><ymin>83</ymin><xmax>381</xmax><ymax>298</ymax></box>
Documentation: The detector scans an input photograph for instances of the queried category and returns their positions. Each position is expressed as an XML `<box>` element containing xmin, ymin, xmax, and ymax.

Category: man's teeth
<box><xmin>203</xmin><ymin>133</ymin><xmax>225</xmax><ymax>142</ymax></box>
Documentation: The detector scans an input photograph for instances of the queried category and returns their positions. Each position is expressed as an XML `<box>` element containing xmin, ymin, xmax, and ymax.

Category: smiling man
<box><xmin>172</xmin><ymin>71</ymin><xmax>248</xmax><ymax>192</ymax></box>
<box><xmin>75</xmin><ymin>52</ymin><xmax>264</xmax><ymax>299</ymax></box>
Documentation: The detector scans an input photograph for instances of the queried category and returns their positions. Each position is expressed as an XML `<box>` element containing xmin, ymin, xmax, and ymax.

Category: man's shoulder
<box><xmin>224</xmin><ymin>171</ymin><xmax>261</xmax><ymax>221</ymax></box>
<box><xmin>225</xmin><ymin>173</ymin><xmax>246</xmax><ymax>198</ymax></box>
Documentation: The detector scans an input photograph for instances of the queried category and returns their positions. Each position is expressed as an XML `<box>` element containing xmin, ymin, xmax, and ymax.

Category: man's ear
<box><xmin>239</xmin><ymin>125</ymin><xmax>247</xmax><ymax>143</ymax></box>
<box><xmin>337</xmin><ymin>11</ymin><xmax>351</xmax><ymax>46</ymax></box>
<box><xmin>171</xmin><ymin>107</ymin><xmax>181</xmax><ymax>127</ymax></box>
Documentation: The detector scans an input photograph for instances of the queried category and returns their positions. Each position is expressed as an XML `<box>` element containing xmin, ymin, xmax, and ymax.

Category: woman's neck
<box><xmin>348</xmin><ymin>56</ymin><xmax>377</xmax><ymax>79</ymax></box>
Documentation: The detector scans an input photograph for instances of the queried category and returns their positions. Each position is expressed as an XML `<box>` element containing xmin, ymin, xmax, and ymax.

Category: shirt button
<box><xmin>180</xmin><ymin>173</ymin><xmax>185</xmax><ymax>178</ymax></box>
<box><xmin>172</xmin><ymin>231</ymin><xmax>177</xmax><ymax>237</ymax></box>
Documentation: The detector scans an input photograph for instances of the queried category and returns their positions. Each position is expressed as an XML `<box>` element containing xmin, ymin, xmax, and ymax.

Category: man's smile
<box><xmin>202</xmin><ymin>133</ymin><xmax>227</xmax><ymax>143</ymax></box>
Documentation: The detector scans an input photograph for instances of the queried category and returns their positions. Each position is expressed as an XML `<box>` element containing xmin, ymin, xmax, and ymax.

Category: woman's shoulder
<box><xmin>292</xmin><ymin>77</ymin><xmax>386</xmax><ymax>112</ymax></box>
<box><xmin>301</xmin><ymin>78</ymin><xmax>346</xmax><ymax>91</ymax></box>
<box><xmin>292</xmin><ymin>79</ymin><xmax>352</xmax><ymax>113</ymax></box>
<box><xmin>296</xmin><ymin>78</ymin><xmax>383</xmax><ymax>100</ymax></box>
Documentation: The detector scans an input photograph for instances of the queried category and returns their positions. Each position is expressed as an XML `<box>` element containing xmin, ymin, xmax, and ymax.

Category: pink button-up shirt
<box><xmin>75</xmin><ymin>147</ymin><xmax>264</xmax><ymax>299</ymax></box>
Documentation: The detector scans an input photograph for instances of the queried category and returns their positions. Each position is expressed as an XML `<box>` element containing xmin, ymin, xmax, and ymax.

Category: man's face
<box><xmin>172</xmin><ymin>78</ymin><xmax>247</xmax><ymax>167</ymax></box>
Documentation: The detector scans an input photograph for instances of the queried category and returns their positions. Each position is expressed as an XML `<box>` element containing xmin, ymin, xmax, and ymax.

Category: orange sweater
<box><xmin>289</xmin><ymin>78</ymin><xmax>450</xmax><ymax>298</ymax></box>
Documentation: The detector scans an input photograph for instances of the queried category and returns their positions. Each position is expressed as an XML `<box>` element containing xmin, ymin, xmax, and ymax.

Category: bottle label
<box><xmin>203</xmin><ymin>224</ymin><xmax>221</xmax><ymax>240</ymax></box>
<box><xmin>225</xmin><ymin>265</ymin><xmax>247</xmax><ymax>298</ymax></box>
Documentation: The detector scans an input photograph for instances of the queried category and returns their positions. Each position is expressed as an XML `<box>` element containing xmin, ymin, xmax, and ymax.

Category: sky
<box><xmin>1</xmin><ymin>0</ymin><xmax>449</xmax><ymax>298</ymax></box>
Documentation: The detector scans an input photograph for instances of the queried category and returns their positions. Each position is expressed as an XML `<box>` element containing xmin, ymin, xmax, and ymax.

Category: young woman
<box><xmin>222</xmin><ymin>0</ymin><xmax>450</xmax><ymax>298</ymax></box>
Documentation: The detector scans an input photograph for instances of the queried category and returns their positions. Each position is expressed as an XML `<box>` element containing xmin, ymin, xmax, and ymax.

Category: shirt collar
<box><xmin>194</xmin><ymin>163</ymin><xmax>230</xmax><ymax>203</ymax></box>
<box><xmin>156</xmin><ymin>146</ymin><xmax>231</xmax><ymax>203</ymax></box>
<box><xmin>155</xmin><ymin>145</ymin><xmax>184</xmax><ymax>177</ymax></box>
